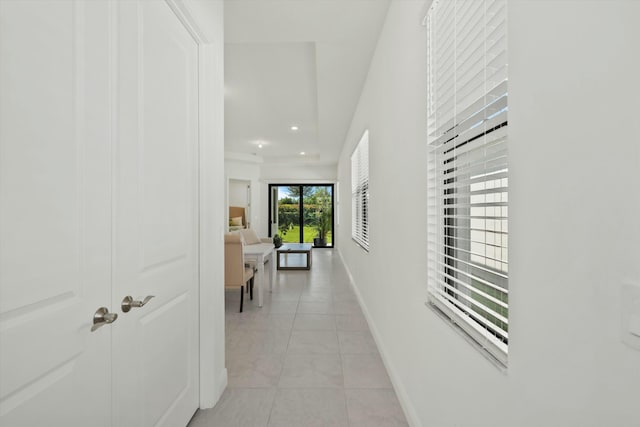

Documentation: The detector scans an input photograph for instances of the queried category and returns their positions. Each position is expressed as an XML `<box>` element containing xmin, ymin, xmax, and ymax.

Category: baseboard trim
<box><xmin>337</xmin><ymin>248</ymin><xmax>421</xmax><ymax>427</ymax></box>
<box><xmin>216</xmin><ymin>368</ymin><xmax>228</xmax><ymax>403</ymax></box>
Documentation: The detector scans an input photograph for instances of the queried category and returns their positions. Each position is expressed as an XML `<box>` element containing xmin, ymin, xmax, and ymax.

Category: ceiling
<box><xmin>224</xmin><ymin>0</ymin><xmax>391</xmax><ymax>165</ymax></box>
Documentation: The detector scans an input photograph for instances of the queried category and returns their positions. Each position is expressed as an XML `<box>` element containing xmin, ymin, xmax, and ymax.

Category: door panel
<box><xmin>0</xmin><ymin>1</ymin><xmax>111</xmax><ymax>425</ymax></box>
<box><xmin>140</xmin><ymin>16</ymin><xmax>191</xmax><ymax>270</ymax></box>
<box><xmin>140</xmin><ymin>293</ymin><xmax>190</xmax><ymax>424</ymax></box>
<box><xmin>113</xmin><ymin>2</ymin><xmax>199</xmax><ymax>426</ymax></box>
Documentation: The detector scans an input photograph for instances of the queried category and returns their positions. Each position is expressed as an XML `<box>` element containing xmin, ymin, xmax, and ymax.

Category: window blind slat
<box><xmin>432</xmin><ymin>287</ymin><xmax>509</xmax><ymax>340</ymax></box>
<box><xmin>437</xmin><ymin>246</ymin><xmax>509</xmax><ymax>279</ymax></box>
<box><xmin>434</xmin><ymin>278</ymin><xmax>508</xmax><ymax>324</ymax></box>
<box><xmin>438</xmin><ymin>283</ymin><xmax>508</xmax><ymax>320</ymax></box>
<box><xmin>434</xmin><ymin>257</ymin><xmax>508</xmax><ymax>295</ymax></box>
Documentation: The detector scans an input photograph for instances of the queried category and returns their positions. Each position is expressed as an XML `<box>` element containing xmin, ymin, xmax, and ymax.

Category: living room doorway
<box><xmin>269</xmin><ymin>184</ymin><xmax>334</xmax><ymax>248</ymax></box>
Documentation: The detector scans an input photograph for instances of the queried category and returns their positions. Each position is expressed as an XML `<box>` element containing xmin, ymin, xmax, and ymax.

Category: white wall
<box><xmin>336</xmin><ymin>1</ymin><xmax>640</xmax><ymax>426</ymax></box>
<box><xmin>507</xmin><ymin>2</ymin><xmax>640</xmax><ymax>424</ymax></box>
<box><xmin>260</xmin><ymin>163</ymin><xmax>337</xmax><ymax>182</ymax></box>
<box><xmin>228</xmin><ymin>180</ymin><xmax>248</xmax><ymax>208</ymax></box>
<box><xmin>184</xmin><ymin>0</ymin><xmax>226</xmax><ymax>409</ymax></box>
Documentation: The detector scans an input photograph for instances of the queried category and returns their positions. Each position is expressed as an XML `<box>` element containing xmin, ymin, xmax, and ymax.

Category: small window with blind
<box><xmin>351</xmin><ymin>130</ymin><xmax>369</xmax><ymax>251</ymax></box>
<box><xmin>426</xmin><ymin>0</ymin><xmax>509</xmax><ymax>366</ymax></box>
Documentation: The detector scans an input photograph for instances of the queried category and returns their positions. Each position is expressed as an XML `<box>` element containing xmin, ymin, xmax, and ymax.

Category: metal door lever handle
<box><xmin>121</xmin><ymin>295</ymin><xmax>155</xmax><ymax>313</ymax></box>
<box><xmin>91</xmin><ymin>307</ymin><xmax>118</xmax><ymax>332</ymax></box>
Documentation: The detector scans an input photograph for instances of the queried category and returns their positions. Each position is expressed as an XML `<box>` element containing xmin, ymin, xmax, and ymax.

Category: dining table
<box><xmin>243</xmin><ymin>242</ymin><xmax>276</xmax><ymax>307</ymax></box>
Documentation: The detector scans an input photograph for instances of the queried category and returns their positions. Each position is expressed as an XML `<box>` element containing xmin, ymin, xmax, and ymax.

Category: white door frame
<box><xmin>164</xmin><ymin>0</ymin><xmax>226</xmax><ymax>408</ymax></box>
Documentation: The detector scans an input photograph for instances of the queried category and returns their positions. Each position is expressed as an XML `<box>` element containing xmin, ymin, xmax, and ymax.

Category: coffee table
<box><xmin>276</xmin><ymin>243</ymin><xmax>312</xmax><ymax>270</ymax></box>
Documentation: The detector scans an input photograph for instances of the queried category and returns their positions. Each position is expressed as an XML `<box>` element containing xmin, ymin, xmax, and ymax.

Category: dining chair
<box><xmin>224</xmin><ymin>233</ymin><xmax>254</xmax><ymax>312</ymax></box>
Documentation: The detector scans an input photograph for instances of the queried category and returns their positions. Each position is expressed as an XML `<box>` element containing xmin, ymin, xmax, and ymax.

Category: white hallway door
<box><xmin>112</xmin><ymin>1</ymin><xmax>200</xmax><ymax>426</ymax></box>
<box><xmin>0</xmin><ymin>1</ymin><xmax>200</xmax><ymax>426</ymax></box>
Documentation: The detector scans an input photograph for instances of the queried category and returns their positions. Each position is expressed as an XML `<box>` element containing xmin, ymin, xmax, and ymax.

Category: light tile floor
<box><xmin>188</xmin><ymin>249</ymin><xmax>408</xmax><ymax>427</ymax></box>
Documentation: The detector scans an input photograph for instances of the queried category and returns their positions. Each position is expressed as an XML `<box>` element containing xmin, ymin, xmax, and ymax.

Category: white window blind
<box><xmin>351</xmin><ymin>130</ymin><xmax>369</xmax><ymax>251</ymax></box>
<box><xmin>426</xmin><ymin>0</ymin><xmax>509</xmax><ymax>365</ymax></box>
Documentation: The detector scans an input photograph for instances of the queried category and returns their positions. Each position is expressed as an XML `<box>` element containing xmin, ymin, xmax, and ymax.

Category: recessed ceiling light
<box><xmin>258</xmin><ymin>143</ymin><xmax>263</xmax><ymax>148</ymax></box>
<box><xmin>300</xmin><ymin>151</ymin><xmax>305</xmax><ymax>155</ymax></box>
<box><xmin>290</xmin><ymin>125</ymin><xmax>299</xmax><ymax>131</ymax></box>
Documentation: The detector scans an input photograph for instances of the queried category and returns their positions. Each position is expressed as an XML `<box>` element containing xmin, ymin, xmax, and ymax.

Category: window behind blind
<box><xmin>426</xmin><ymin>0</ymin><xmax>509</xmax><ymax>365</ymax></box>
<box><xmin>351</xmin><ymin>130</ymin><xmax>369</xmax><ymax>251</ymax></box>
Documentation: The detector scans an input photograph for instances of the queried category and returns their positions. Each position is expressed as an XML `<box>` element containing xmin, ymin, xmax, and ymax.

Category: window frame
<box><xmin>267</xmin><ymin>184</ymin><xmax>335</xmax><ymax>248</ymax></box>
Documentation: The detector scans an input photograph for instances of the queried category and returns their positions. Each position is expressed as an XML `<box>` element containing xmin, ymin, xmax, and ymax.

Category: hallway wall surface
<box><xmin>185</xmin><ymin>0</ymin><xmax>226</xmax><ymax>409</ymax></box>
<box><xmin>336</xmin><ymin>1</ymin><xmax>640</xmax><ymax>426</ymax></box>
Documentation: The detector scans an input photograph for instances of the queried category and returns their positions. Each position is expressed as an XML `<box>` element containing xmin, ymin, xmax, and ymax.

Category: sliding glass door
<box><xmin>273</xmin><ymin>186</ymin><xmax>301</xmax><ymax>243</ymax></box>
<box><xmin>269</xmin><ymin>184</ymin><xmax>334</xmax><ymax>247</ymax></box>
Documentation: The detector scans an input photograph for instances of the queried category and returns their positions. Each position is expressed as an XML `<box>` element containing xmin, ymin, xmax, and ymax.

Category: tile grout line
<box><xmin>210</xmin><ymin>250</ymin><xmax>406</xmax><ymax>426</ymax></box>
